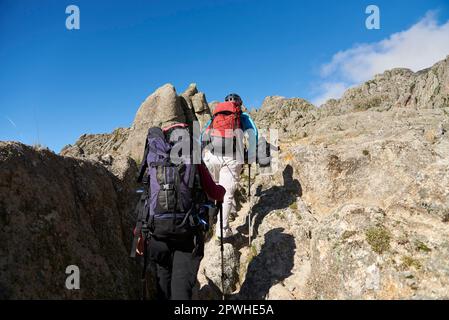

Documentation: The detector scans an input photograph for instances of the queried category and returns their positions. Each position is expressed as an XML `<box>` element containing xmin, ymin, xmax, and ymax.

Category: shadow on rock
<box><xmin>195</xmin><ymin>276</ymin><xmax>223</xmax><ymax>300</ymax></box>
<box><xmin>237</xmin><ymin>165</ymin><xmax>302</xmax><ymax>243</ymax></box>
<box><xmin>236</xmin><ymin>228</ymin><xmax>295</xmax><ymax>300</ymax></box>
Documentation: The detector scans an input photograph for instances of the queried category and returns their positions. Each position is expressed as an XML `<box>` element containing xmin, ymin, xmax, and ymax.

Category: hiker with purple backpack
<box><xmin>131</xmin><ymin>122</ymin><xmax>225</xmax><ymax>300</ymax></box>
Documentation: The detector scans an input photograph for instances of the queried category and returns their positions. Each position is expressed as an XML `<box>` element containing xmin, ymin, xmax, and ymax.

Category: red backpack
<box><xmin>209</xmin><ymin>101</ymin><xmax>242</xmax><ymax>138</ymax></box>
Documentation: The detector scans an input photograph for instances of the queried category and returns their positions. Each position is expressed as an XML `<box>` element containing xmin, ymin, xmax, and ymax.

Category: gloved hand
<box><xmin>136</xmin><ymin>237</ymin><xmax>144</xmax><ymax>256</ymax></box>
<box><xmin>257</xmin><ymin>137</ymin><xmax>272</xmax><ymax>167</ymax></box>
<box><xmin>208</xmin><ymin>202</ymin><xmax>221</xmax><ymax>225</ymax></box>
<box><xmin>133</xmin><ymin>227</ymin><xmax>144</xmax><ymax>256</ymax></box>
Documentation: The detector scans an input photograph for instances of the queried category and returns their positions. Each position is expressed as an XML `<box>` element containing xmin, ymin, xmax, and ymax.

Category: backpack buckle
<box><xmin>161</xmin><ymin>184</ymin><xmax>174</xmax><ymax>190</ymax></box>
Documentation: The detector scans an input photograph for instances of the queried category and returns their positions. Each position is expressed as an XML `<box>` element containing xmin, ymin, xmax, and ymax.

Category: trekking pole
<box><xmin>141</xmin><ymin>234</ymin><xmax>148</xmax><ymax>300</ymax></box>
<box><xmin>248</xmin><ymin>164</ymin><xmax>252</xmax><ymax>247</ymax></box>
<box><xmin>219</xmin><ymin>203</ymin><xmax>225</xmax><ymax>300</ymax></box>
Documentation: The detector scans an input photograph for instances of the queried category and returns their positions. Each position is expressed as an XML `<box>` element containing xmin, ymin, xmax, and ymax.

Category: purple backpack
<box><xmin>143</xmin><ymin>127</ymin><xmax>200</xmax><ymax>240</ymax></box>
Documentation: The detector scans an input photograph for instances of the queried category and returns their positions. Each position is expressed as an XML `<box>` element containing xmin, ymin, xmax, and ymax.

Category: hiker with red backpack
<box><xmin>131</xmin><ymin>122</ymin><xmax>225</xmax><ymax>300</ymax></box>
<box><xmin>201</xmin><ymin>94</ymin><xmax>262</xmax><ymax>241</ymax></box>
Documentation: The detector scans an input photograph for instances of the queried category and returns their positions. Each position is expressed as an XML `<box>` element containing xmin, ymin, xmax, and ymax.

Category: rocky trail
<box><xmin>1</xmin><ymin>56</ymin><xmax>449</xmax><ymax>299</ymax></box>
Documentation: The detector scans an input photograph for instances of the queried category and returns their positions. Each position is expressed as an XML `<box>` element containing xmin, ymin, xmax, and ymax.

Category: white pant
<box><xmin>203</xmin><ymin>151</ymin><xmax>242</xmax><ymax>236</ymax></box>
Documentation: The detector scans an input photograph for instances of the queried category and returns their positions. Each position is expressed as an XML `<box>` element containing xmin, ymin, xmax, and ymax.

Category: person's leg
<box><xmin>170</xmin><ymin>240</ymin><xmax>203</xmax><ymax>300</ymax></box>
<box><xmin>155</xmin><ymin>263</ymin><xmax>172</xmax><ymax>300</ymax></box>
<box><xmin>231</xmin><ymin>197</ymin><xmax>238</xmax><ymax>217</ymax></box>
<box><xmin>216</xmin><ymin>158</ymin><xmax>242</xmax><ymax>237</ymax></box>
<box><xmin>148</xmin><ymin>238</ymin><xmax>173</xmax><ymax>300</ymax></box>
<box><xmin>203</xmin><ymin>151</ymin><xmax>220</xmax><ymax>182</ymax></box>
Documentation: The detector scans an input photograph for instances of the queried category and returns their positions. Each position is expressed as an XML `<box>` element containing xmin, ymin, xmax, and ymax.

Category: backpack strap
<box><xmin>148</xmin><ymin>144</ymin><xmax>169</xmax><ymax>158</ymax></box>
<box><xmin>189</xmin><ymin>164</ymin><xmax>196</xmax><ymax>189</ymax></box>
<box><xmin>150</xmin><ymin>159</ymin><xmax>171</xmax><ymax>167</ymax></box>
<box><xmin>129</xmin><ymin>190</ymin><xmax>150</xmax><ymax>258</ymax></box>
<box><xmin>137</xmin><ymin>130</ymin><xmax>151</xmax><ymax>183</ymax></box>
<box><xmin>174</xmin><ymin>165</ymin><xmax>184</xmax><ymax>212</ymax></box>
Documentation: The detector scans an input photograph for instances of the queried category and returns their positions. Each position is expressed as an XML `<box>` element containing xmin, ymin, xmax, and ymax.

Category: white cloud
<box><xmin>312</xmin><ymin>12</ymin><xmax>449</xmax><ymax>106</ymax></box>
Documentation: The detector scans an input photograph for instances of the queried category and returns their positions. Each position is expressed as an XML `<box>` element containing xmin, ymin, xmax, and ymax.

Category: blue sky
<box><xmin>1</xmin><ymin>0</ymin><xmax>449</xmax><ymax>152</ymax></box>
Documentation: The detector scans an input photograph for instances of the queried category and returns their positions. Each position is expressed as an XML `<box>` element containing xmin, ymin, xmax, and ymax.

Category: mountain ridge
<box><xmin>1</xmin><ymin>56</ymin><xmax>449</xmax><ymax>299</ymax></box>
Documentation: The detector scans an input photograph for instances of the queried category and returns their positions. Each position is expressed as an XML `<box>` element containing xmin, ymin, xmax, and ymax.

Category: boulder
<box><xmin>181</xmin><ymin>83</ymin><xmax>212</xmax><ymax>129</ymax></box>
<box><xmin>197</xmin><ymin>242</ymin><xmax>240</xmax><ymax>299</ymax></box>
<box><xmin>121</xmin><ymin>84</ymin><xmax>186</xmax><ymax>161</ymax></box>
<box><xmin>63</xmin><ymin>83</ymin><xmax>212</xmax><ymax>163</ymax></box>
<box><xmin>0</xmin><ymin>142</ymin><xmax>140</xmax><ymax>299</ymax></box>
